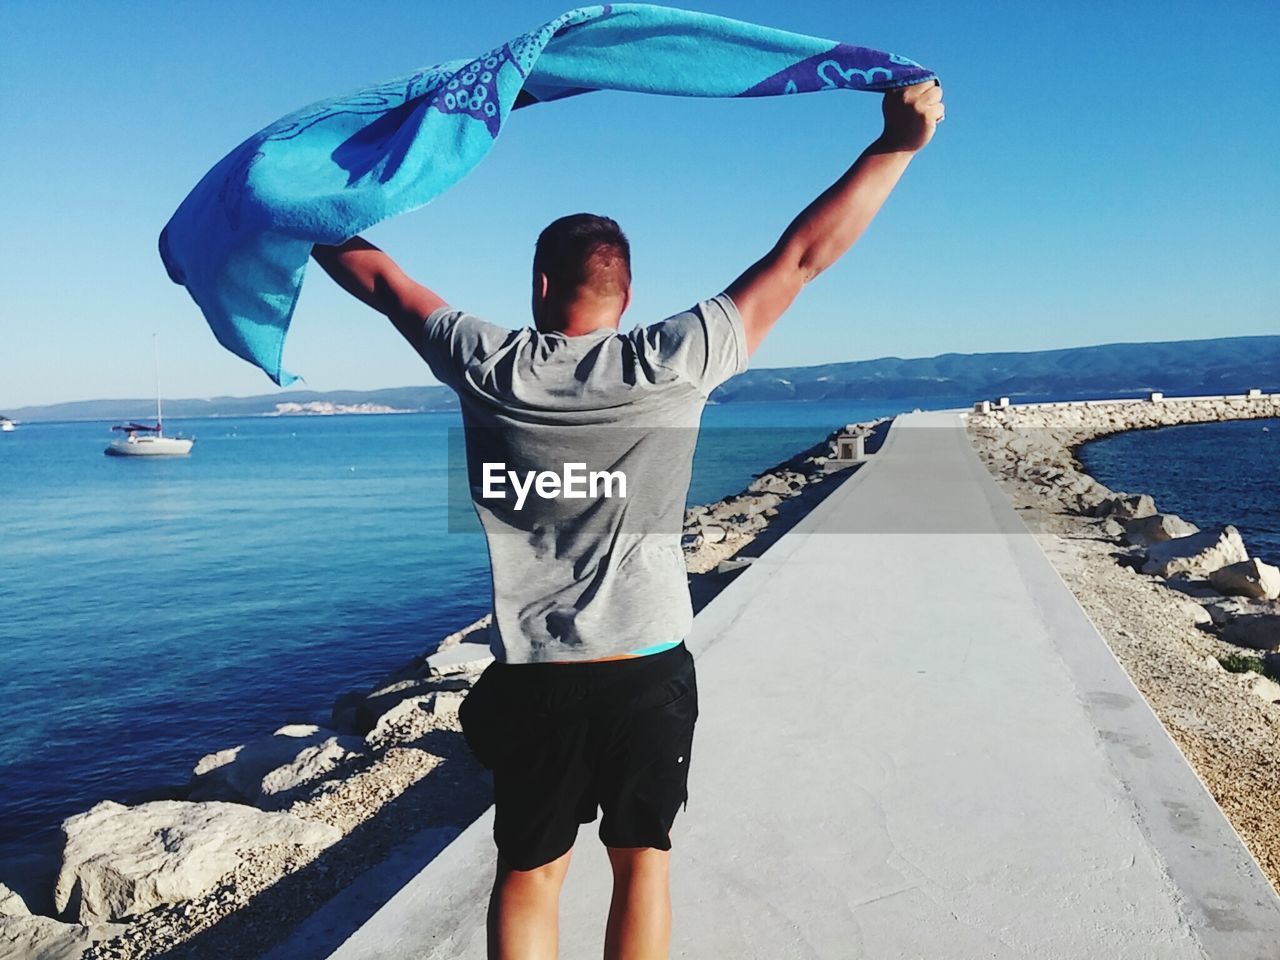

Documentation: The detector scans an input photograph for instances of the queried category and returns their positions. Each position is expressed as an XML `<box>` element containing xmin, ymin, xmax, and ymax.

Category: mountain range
<box><xmin>6</xmin><ymin>335</ymin><xmax>1278</xmax><ymax>422</ymax></box>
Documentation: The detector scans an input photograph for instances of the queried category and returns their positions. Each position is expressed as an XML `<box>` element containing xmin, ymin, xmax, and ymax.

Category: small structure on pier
<box><xmin>834</xmin><ymin>431</ymin><xmax>865</xmax><ymax>463</ymax></box>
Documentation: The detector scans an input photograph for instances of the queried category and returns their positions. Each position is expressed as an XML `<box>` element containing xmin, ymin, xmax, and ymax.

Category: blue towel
<box><xmin>160</xmin><ymin>4</ymin><xmax>934</xmax><ymax>385</ymax></box>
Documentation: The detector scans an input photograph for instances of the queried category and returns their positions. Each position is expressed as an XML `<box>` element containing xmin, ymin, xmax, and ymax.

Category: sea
<box><xmin>1078</xmin><ymin>418</ymin><xmax>1280</xmax><ymax>564</ymax></box>
<box><xmin>0</xmin><ymin>397</ymin><xmax>950</xmax><ymax>872</ymax></box>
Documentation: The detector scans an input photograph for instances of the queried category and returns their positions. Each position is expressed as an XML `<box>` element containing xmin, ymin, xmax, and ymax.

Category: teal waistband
<box><xmin>626</xmin><ymin>639</ymin><xmax>683</xmax><ymax>658</ymax></box>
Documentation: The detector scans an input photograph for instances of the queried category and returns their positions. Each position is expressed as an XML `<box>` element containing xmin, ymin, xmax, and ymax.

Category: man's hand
<box><xmin>877</xmin><ymin>80</ymin><xmax>945</xmax><ymax>154</ymax></box>
<box><xmin>726</xmin><ymin>79</ymin><xmax>943</xmax><ymax>355</ymax></box>
<box><xmin>311</xmin><ymin>237</ymin><xmax>448</xmax><ymax>353</ymax></box>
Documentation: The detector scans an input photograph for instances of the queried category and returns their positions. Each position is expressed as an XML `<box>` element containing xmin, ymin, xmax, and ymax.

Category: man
<box><xmin>312</xmin><ymin>79</ymin><xmax>942</xmax><ymax>960</ymax></box>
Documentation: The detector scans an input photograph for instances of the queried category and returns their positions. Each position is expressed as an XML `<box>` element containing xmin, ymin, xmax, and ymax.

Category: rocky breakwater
<box><xmin>7</xmin><ymin>417</ymin><xmax>888</xmax><ymax>960</ymax></box>
<box><xmin>0</xmin><ymin>616</ymin><xmax>496</xmax><ymax>960</ymax></box>
<box><xmin>967</xmin><ymin>393</ymin><xmax>1280</xmax><ymax>891</ymax></box>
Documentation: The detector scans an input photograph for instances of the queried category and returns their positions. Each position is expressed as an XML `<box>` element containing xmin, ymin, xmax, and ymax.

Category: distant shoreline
<box><xmin>6</xmin><ymin>331</ymin><xmax>1277</xmax><ymax>423</ymax></box>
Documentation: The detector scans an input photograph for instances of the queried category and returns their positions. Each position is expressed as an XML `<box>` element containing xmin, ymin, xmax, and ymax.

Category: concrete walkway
<box><xmin>326</xmin><ymin>411</ymin><xmax>1280</xmax><ymax>959</ymax></box>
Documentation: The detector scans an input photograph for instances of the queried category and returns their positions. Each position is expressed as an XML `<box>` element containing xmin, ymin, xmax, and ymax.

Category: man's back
<box><xmin>421</xmin><ymin>294</ymin><xmax>748</xmax><ymax>664</ymax></box>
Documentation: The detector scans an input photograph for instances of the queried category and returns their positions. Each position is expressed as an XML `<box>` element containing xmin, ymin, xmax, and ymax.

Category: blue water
<box><xmin>1078</xmin><ymin>418</ymin><xmax>1280</xmax><ymax>564</ymax></box>
<box><xmin>0</xmin><ymin>398</ymin><xmax>955</xmax><ymax>868</ymax></box>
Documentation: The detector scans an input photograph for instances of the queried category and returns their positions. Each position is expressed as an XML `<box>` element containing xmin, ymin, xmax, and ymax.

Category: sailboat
<box><xmin>104</xmin><ymin>336</ymin><xmax>194</xmax><ymax>457</ymax></box>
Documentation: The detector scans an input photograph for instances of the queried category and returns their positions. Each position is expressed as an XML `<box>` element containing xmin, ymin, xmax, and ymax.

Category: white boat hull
<box><xmin>105</xmin><ymin>436</ymin><xmax>194</xmax><ymax>457</ymax></box>
<box><xmin>0</xmin><ymin>421</ymin><xmax>13</xmax><ymax>432</ymax></box>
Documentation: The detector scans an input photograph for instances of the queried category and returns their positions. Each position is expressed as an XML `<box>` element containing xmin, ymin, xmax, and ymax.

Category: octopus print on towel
<box><xmin>160</xmin><ymin>3</ymin><xmax>935</xmax><ymax>386</ymax></box>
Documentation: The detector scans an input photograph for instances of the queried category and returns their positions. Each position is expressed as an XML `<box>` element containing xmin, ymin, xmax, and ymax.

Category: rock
<box><xmin>0</xmin><ymin>914</ymin><xmax>91</xmax><ymax>960</ymax></box>
<box><xmin>366</xmin><ymin>691</ymin><xmax>464</xmax><ymax>746</ymax></box>
<box><xmin>1209</xmin><ymin>558</ymin><xmax>1280</xmax><ymax>600</ymax></box>
<box><xmin>54</xmin><ymin>799</ymin><xmax>339</xmax><ymax>924</ymax></box>
<box><xmin>330</xmin><ymin>689</ymin><xmax>370</xmax><ymax>733</ymax></box>
<box><xmin>1122</xmin><ymin>513</ymin><xmax>1199</xmax><ymax>546</ymax></box>
<box><xmin>366</xmin><ymin>696</ymin><xmax>431</xmax><ymax>745</ymax></box>
<box><xmin>430</xmin><ymin>691</ymin><xmax>466</xmax><ymax>718</ymax></box>
<box><xmin>1140</xmin><ymin>525</ymin><xmax>1249</xmax><ymax>579</ymax></box>
<box><xmin>1099</xmin><ymin>518</ymin><xmax>1126</xmax><ymax>539</ymax></box>
<box><xmin>259</xmin><ymin>736</ymin><xmax>364</xmax><ymax>802</ymax></box>
<box><xmin>1202</xmin><ymin>597</ymin><xmax>1276</xmax><ymax>625</ymax></box>
<box><xmin>1220</xmin><ymin>615</ymin><xmax>1280</xmax><ymax>652</ymax></box>
<box><xmin>747</xmin><ymin>474</ymin><xmax>788</xmax><ymax>496</ymax></box>
<box><xmin>435</xmin><ymin>614</ymin><xmax>492</xmax><ymax>651</ymax></box>
<box><xmin>747</xmin><ymin>473</ymin><xmax>803</xmax><ymax>497</ymax></box>
<box><xmin>715</xmin><ymin>557</ymin><xmax>755</xmax><ymax>575</ymax></box>
<box><xmin>0</xmin><ymin>883</ymin><xmax>29</xmax><ymax>918</ymax></box>
<box><xmin>426</xmin><ymin>641</ymin><xmax>494</xmax><ymax>677</ymax></box>
<box><xmin>1168</xmin><ymin>595</ymin><xmax>1213</xmax><ymax>626</ymax></box>
<box><xmin>333</xmin><ymin>675</ymin><xmax>472</xmax><ymax>735</ymax></box>
<box><xmin>1242</xmin><ymin>672</ymin><xmax>1280</xmax><ymax>704</ymax></box>
<box><xmin>699</xmin><ymin>524</ymin><xmax>726</xmax><ymax>545</ymax></box>
<box><xmin>189</xmin><ymin>725</ymin><xmax>365</xmax><ymax>807</ymax></box>
<box><xmin>1095</xmin><ymin>493</ymin><xmax>1157</xmax><ymax>521</ymax></box>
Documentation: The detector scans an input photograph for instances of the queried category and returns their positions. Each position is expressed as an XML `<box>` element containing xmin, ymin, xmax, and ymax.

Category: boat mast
<box><xmin>153</xmin><ymin>334</ymin><xmax>163</xmax><ymax>431</ymax></box>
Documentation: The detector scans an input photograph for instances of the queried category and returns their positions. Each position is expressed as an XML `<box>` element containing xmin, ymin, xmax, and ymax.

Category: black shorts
<box><xmin>458</xmin><ymin>641</ymin><xmax>698</xmax><ymax>871</ymax></box>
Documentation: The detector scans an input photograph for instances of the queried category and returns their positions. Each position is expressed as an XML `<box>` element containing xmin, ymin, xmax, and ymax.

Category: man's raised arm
<box><xmin>311</xmin><ymin>237</ymin><xmax>448</xmax><ymax>352</ymax></box>
<box><xmin>727</xmin><ymin>80</ymin><xmax>944</xmax><ymax>355</ymax></box>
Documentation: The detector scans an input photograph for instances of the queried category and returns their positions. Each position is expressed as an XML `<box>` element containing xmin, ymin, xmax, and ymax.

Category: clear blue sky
<box><xmin>2</xmin><ymin>0</ymin><xmax>1276</xmax><ymax>408</ymax></box>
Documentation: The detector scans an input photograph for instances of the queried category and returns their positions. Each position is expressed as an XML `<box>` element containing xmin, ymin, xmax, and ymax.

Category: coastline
<box><xmin>0</xmin><ymin>417</ymin><xmax>888</xmax><ymax>960</ymax></box>
<box><xmin>966</xmin><ymin>394</ymin><xmax>1280</xmax><ymax>895</ymax></box>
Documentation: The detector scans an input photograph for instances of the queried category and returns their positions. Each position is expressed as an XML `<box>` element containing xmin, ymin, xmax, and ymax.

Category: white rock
<box><xmin>1167</xmin><ymin>595</ymin><xmax>1213</xmax><ymax>626</ymax></box>
<box><xmin>1243</xmin><ymin>672</ymin><xmax>1280</xmax><ymax>704</ymax></box>
<box><xmin>747</xmin><ymin>474</ymin><xmax>787</xmax><ymax>496</ymax></box>
<box><xmin>1209</xmin><ymin>558</ymin><xmax>1280</xmax><ymax>600</ymax></box>
<box><xmin>0</xmin><ymin>883</ymin><xmax>29</xmax><ymax>918</ymax></box>
<box><xmin>366</xmin><ymin>696</ymin><xmax>429</xmax><ymax>743</ymax></box>
<box><xmin>334</xmin><ymin>674</ymin><xmax>471</xmax><ymax>734</ymax></box>
<box><xmin>54</xmin><ymin>799</ymin><xmax>339</xmax><ymax>924</ymax></box>
<box><xmin>426</xmin><ymin>641</ymin><xmax>494</xmax><ymax>676</ymax></box>
<box><xmin>1221</xmin><ymin>615</ymin><xmax>1280</xmax><ymax>652</ymax></box>
<box><xmin>1096</xmin><ymin>493</ymin><xmax>1157</xmax><ymax>521</ymax></box>
<box><xmin>1140</xmin><ymin>525</ymin><xmax>1249</xmax><ymax>579</ymax></box>
<box><xmin>1122</xmin><ymin>513</ymin><xmax>1199</xmax><ymax>546</ymax></box>
<box><xmin>258</xmin><ymin>736</ymin><xmax>365</xmax><ymax>801</ymax></box>
<box><xmin>365</xmin><ymin>691</ymin><xmax>466</xmax><ymax>747</ymax></box>
<box><xmin>430</xmin><ymin>691</ymin><xmax>466</xmax><ymax>718</ymax></box>
<box><xmin>190</xmin><ymin>725</ymin><xmax>364</xmax><ymax>807</ymax></box>
<box><xmin>435</xmin><ymin>614</ymin><xmax>492</xmax><ymax>651</ymax></box>
<box><xmin>1099</xmin><ymin>518</ymin><xmax>1126</xmax><ymax>539</ymax></box>
<box><xmin>1198</xmin><ymin>654</ymin><xmax>1224</xmax><ymax>672</ymax></box>
<box><xmin>1203</xmin><ymin>596</ymin><xmax>1277</xmax><ymax>626</ymax></box>
<box><xmin>700</xmin><ymin>524</ymin><xmax>726</xmax><ymax>545</ymax></box>
<box><xmin>0</xmin><ymin>914</ymin><xmax>91</xmax><ymax>960</ymax></box>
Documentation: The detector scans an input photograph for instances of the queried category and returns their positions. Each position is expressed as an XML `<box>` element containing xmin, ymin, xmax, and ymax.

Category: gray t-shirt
<box><xmin>420</xmin><ymin>294</ymin><xmax>748</xmax><ymax>664</ymax></box>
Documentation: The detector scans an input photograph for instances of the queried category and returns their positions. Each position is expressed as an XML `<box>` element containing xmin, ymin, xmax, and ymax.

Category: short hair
<box><xmin>534</xmin><ymin>213</ymin><xmax>631</xmax><ymax>299</ymax></box>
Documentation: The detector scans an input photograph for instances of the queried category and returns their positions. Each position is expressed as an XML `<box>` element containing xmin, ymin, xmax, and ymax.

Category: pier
<box><xmin>320</xmin><ymin>411</ymin><xmax>1280</xmax><ymax>959</ymax></box>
